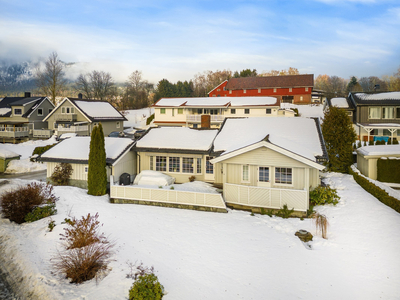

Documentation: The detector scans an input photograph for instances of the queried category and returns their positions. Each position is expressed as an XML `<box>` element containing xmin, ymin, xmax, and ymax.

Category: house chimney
<box><xmin>201</xmin><ymin>115</ymin><xmax>211</xmax><ymax>129</ymax></box>
<box><xmin>24</xmin><ymin>92</ymin><xmax>31</xmax><ymax>98</ymax></box>
<box><xmin>78</xmin><ymin>93</ymin><xmax>83</xmax><ymax>99</ymax></box>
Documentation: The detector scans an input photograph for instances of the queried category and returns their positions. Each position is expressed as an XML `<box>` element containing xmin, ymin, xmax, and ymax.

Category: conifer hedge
<box><xmin>377</xmin><ymin>158</ymin><xmax>400</xmax><ymax>184</ymax></box>
<box><xmin>87</xmin><ymin>123</ymin><xmax>107</xmax><ymax>196</ymax></box>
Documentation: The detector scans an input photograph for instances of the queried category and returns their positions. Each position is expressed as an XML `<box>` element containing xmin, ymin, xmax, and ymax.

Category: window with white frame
<box><xmin>156</xmin><ymin>156</ymin><xmax>166</xmax><ymax>171</ymax></box>
<box><xmin>229</xmin><ymin>90</ymin><xmax>232</xmax><ymax>94</ymax></box>
<box><xmin>300</xmin><ymin>96</ymin><xmax>303</xmax><ymax>101</ymax></box>
<box><xmin>231</xmin><ymin>109</ymin><xmax>236</xmax><ymax>114</ymax></box>
<box><xmin>258</xmin><ymin>167</ymin><xmax>269</xmax><ymax>182</ymax></box>
<box><xmin>266</xmin><ymin>108</ymin><xmax>271</xmax><ymax>114</ymax></box>
<box><xmin>149</xmin><ymin>156</ymin><xmax>154</xmax><ymax>170</ymax></box>
<box><xmin>169</xmin><ymin>157</ymin><xmax>180</xmax><ymax>172</ymax></box>
<box><xmin>258</xmin><ymin>88</ymin><xmax>261</xmax><ymax>93</ymax></box>
<box><xmin>197</xmin><ymin>158</ymin><xmax>202</xmax><ymax>174</ymax></box>
<box><xmin>289</xmin><ymin>88</ymin><xmax>292</xmax><ymax>92</ymax></box>
<box><xmin>369</xmin><ymin>107</ymin><xmax>381</xmax><ymax>119</ymax></box>
<box><xmin>305</xmin><ymin>87</ymin><xmax>309</xmax><ymax>92</ymax></box>
<box><xmin>273</xmin><ymin>88</ymin><xmax>277</xmax><ymax>93</ymax></box>
<box><xmin>182</xmin><ymin>157</ymin><xmax>194</xmax><ymax>173</ymax></box>
<box><xmin>206</xmin><ymin>156</ymin><xmax>214</xmax><ymax>174</ymax></box>
<box><xmin>14</xmin><ymin>108</ymin><xmax>22</xmax><ymax>115</ymax></box>
<box><xmin>66</xmin><ymin>107</ymin><xmax>70</xmax><ymax>114</ymax></box>
<box><xmin>61</xmin><ymin>107</ymin><xmax>65</xmax><ymax>114</ymax></box>
<box><xmin>383</xmin><ymin>107</ymin><xmax>394</xmax><ymax>119</ymax></box>
<box><xmin>275</xmin><ymin>167</ymin><xmax>292</xmax><ymax>184</ymax></box>
<box><xmin>178</xmin><ymin>108</ymin><xmax>183</xmax><ymax>114</ymax></box>
<box><xmin>245</xmin><ymin>109</ymin><xmax>250</xmax><ymax>114</ymax></box>
<box><xmin>160</xmin><ymin>108</ymin><xmax>166</xmax><ymax>114</ymax></box>
<box><xmin>37</xmin><ymin>108</ymin><xmax>43</xmax><ymax>116</ymax></box>
<box><xmin>243</xmin><ymin>89</ymin><xmax>246</xmax><ymax>94</ymax></box>
<box><xmin>71</xmin><ymin>107</ymin><xmax>75</xmax><ymax>114</ymax></box>
<box><xmin>242</xmin><ymin>165</ymin><xmax>249</xmax><ymax>182</ymax></box>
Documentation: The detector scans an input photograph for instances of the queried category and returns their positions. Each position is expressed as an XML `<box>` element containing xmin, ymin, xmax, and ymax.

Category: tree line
<box><xmin>35</xmin><ymin>52</ymin><xmax>400</xmax><ymax>110</ymax></box>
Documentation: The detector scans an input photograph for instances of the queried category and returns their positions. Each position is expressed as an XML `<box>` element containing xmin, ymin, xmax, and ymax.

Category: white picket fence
<box><xmin>224</xmin><ymin>183</ymin><xmax>308</xmax><ymax>211</ymax></box>
<box><xmin>110</xmin><ymin>179</ymin><xmax>226</xmax><ymax>210</ymax></box>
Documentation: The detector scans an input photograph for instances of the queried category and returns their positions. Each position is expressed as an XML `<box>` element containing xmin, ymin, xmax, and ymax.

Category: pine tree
<box><xmin>322</xmin><ymin>106</ymin><xmax>357</xmax><ymax>173</ymax></box>
<box><xmin>87</xmin><ymin>123</ymin><xmax>107</xmax><ymax>195</ymax></box>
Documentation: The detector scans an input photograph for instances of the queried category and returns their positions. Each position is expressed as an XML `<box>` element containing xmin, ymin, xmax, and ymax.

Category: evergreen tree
<box><xmin>87</xmin><ymin>123</ymin><xmax>107</xmax><ymax>195</ymax></box>
<box><xmin>322</xmin><ymin>106</ymin><xmax>357</xmax><ymax>173</ymax></box>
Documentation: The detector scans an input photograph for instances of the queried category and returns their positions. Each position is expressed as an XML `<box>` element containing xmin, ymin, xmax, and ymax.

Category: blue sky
<box><xmin>1</xmin><ymin>0</ymin><xmax>399</xmax><ymax>83</ymax></box>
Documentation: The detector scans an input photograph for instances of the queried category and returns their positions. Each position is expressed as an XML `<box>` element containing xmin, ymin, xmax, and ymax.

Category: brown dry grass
<box><xmin>312</xmin><ymin>212</ymin><xmax>329</xmax><ymax>239</ymax></box>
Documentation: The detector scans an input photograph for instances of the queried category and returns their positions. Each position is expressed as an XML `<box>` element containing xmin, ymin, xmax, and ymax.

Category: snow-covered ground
<box><xmin>281</xmin><ymin>103</ymin><xmax>324</xmax><ymax>119</ymax></box>
<box><xmin>1</xmin><ymin>172</ymin><xmax>400</xmax><ymax>299</ymax></box>
<box><xmin>0</xmin><ymin>136</ymin><xmax>57</xmax><ymax>173</ymax></box>
<box><xmin>123</xmin><ymin>107</ymin><xmax>154</xmax><ymax>130</ymax></box>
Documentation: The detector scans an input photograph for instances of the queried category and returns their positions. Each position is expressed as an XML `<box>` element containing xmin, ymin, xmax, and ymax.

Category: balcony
<box><xmin>33</xmin><ymin>129</ymin><xmax>53</xmax><ymax>138</ymax></box>
<box><xmin>54</xmin><ymin>114</ymin><xmax>77</xmax><ymax>122</ymax></box>
<box><xmin>0</xmin><ymin>126</ymin><xmax>29</xmax><ymax>138</ymax></box>
<box><xmin>57</xmin><ymin>125</ymin><xmax>89</xmax><ymax>135</ymax></box>
<box><xmin>186</xmin><ymin>115</ymin><xmax>225</xmax><ymax>123</ymax></box>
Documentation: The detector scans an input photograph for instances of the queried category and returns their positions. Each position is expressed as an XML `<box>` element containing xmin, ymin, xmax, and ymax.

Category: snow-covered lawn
<box><xmin>0</xmin><ymin>137</ymin><xmax>57</xmax><ymax>173</ymax></box>
<box><xmin>281</xmin><ymin>103</ymin><xmax>324</xmax><ymax>119</ymax></box>
<box><xmin>1</xmin><ymin>172</ymin><xmax>400</xmax><ymax>299</ymax></box>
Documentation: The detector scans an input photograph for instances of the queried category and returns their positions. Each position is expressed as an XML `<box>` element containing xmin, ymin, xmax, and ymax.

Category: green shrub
<box><xmin>377</xmin><ymin>158</ymin><xmax>400</xmax><ymax>184</ymax></box>
<box><xmin>368</xmin><ymin>140</ymin><xmax>374</xmax><ymax>146</ymax></box>
<box><xmin>48</xmin><ymin>219</ymin><xmax>56</xmax><ymax>232</ymax></box>
<box><xmin>309</xmin><ymin>185</ymin><xmax>340</xmax><ymax>206</ymax></box>
<box><xmin>25</xmin><ymin>202</ymin><xmax>57</xmax><ymax>222</ymax></box>
<box><xmin>276</xmin><ymin>204</ymin><xmax>294</xmax><ymax>218</ymax></box>
<box><xmin>350</xmin><ymin>169</ymin><xmax>400</xmax><ymax>214</ymax></box>
<box><xmin>292</xmin><ymin>108</ymin><xmax>300</xmax><ymax>117</ymax></box>
<box><xmin>146</xmin><ymin>114</ymin><xmax>155</xmax><ymax>125</ymax></box>
<box><xmin>129</xmin><ymin>273</ymin><xmax>165</xmax><ymax>300</ymax></box>
<box><xmin>0</xmin><ymin>182</ymin><xmax>58</xmax><ymax>224</ymax></box>
<box><xmin>87</xmin><ymin>124</ymin><xmax>107</xmax><ymax>196</ymax></box>
<box><xmin>32</xmin><ymin>144</ymin><xmax>57</xmax><ymax>156</ymax></box>
<box><xmin>51</xmin><ymin>163</ymin><xmax>73</xmax><ymax>185</ymax></box>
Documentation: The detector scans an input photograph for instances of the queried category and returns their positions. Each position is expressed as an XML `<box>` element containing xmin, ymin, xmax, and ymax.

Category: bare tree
<box><xmin>35</xmin><ymin>52</ymin><xmax>67</xmax><ymax>104</ymax></box>
<box><xmin>122</xmin><ymin>70</ymin><xmax>154</xmax><ymax>109</ymax></box>
<box><xmin>75</xmin><ymin>70</ymin><xmax>116</xmax><ymax>101</ymax></box>
<box><xmin>260</xmin><ymin>67</ymin><xmax>300</xmax><ymax>77</ymax></box>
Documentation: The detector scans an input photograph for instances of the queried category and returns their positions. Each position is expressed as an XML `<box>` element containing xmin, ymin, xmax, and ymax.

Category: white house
<box><xmin>40</xmin><ymin>136</ymin><xmax>135</xmax><ymax>189</ymax></box>
<box><xmin>153</xmin><ymin>97</ymin><xmax>295</xmax><ymax>128</ymax></box>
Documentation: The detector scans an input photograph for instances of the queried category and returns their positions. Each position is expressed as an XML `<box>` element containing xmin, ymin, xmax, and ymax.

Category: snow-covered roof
<box><xmin>74</xmin><ymin>100</ymin><xmax>125</xmax><ymax>119</ymax></box>
<box><xmin>0</xmin><ymin>108</ymin><xmax>11</xmax><ymax>116</ymax></box>
<box><xmin>357</xmin><ymin>144</ymin><xmax>400</xmax><ymax>156</ymax></box>
<box><xmin>330</xmin><ymin>97</ymin><xmax>349</xmax><ymax>108</ymax></box>
<box><xmin>213</xmin><ymin>117</ymin><xmax>323</xmax><ymax>161</ymax></box>
<box><xmin>355</xmin><ymin>92</ymin><xmax>400</xmax><ymax>101</ymax></box>
<box><xmin>358</xmin><ymin>123</ymin><xmax>400</xmax><ymax>128</ymax></box>
<box><xmin>0</xmin><ymin>149</ymin><xmax>20</xmax><ymax>159</ymax></box>
<box><xmin>41</xmin><ymin>137</ymin><xmax>134</xmax><ymax>164</ymax></box>
<box><xmin>154</xmin><ymin>97</ymin><xmax>278</xmax><ymax>107</ymax></box>
<box><xmin>136</xmin><ymin>127</ymin><xmax>218</xmax><ymax>151</ymax></box>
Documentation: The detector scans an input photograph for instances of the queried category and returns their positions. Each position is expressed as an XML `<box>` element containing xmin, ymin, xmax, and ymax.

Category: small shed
<box><xmin>357</xmin><ymin>145</ymin><xmax>400</xmax><ymax>180</ymax></box>
<box><xmin>0</xmin><ymin>149</ymin><xmax>21</xmax><ymax>173</ymax></box>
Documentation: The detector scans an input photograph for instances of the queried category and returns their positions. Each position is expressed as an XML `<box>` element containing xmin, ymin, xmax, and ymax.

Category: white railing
<box><xmin>224</xmin><ymin>183</ymin><xmax>308</xmax><ymax>212</ymax></box>
<box><xmin>54</xmin><ymin>114</ymin><xmax>77</xmax><ymax>122</ymax></box>
<box><xmin>57</xmin><ymin>125</ymin><xmax>89</xmax><ymax>132</ymax></box>
<box><xmin>33</xmin><ymin>129</ymin><xmax>53</xmax><ymax>138</ymax></box>
<box><xmin>110</xmin><ymin>178</ymin><xmax>226</xmax><ymax>210</ymax></box>
<box><xmin>186</xmin><ymin>115</ymin><xmax>226</xmax><ymax>123</ymax></box>
<box><xmin>0</xmin><ymin>126</ymin><xmax>29</xmax><ymax>137</ymax></box>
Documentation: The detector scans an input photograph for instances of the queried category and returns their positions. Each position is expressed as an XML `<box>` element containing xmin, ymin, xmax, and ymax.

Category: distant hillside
<box><xmin>0</xmin><ymin>60</ymin><xmax>38</xmax><ymax>96</ymax></box>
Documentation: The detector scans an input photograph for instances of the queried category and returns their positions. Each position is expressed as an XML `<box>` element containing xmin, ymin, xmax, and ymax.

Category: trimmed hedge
<box><xmin>146</xmin><ymin>114</ymin><xmax>155</xmax><ymax>125</ymax></box>
<box><xmin>32</xmin><ymin>144</ymin><xmax>57</xmax><ymax>156</ymax></box>
<box><xmin>377</xmin><ymin>158</ymin><xmax>400</xmax><ymax>184</ymax></box>
<box><xmin>350</xmin><ymin>169</ymin><xmax>400</xmax><ymax>214</ymax></box>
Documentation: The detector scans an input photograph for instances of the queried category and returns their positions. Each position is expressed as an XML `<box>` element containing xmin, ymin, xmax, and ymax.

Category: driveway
<box><xmin>0</xmin><ymin>170</ymin><xmax>47</xmax><ymax>181</ymax></box>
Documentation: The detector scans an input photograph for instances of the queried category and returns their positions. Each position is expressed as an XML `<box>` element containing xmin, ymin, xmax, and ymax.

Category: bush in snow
<box><xmin>309</xmin><ymin>185</ymin><xmax>340</xmax><ymax>206</ymax></box>
<box><xmin>129</xmin><ymin>268</ymin><xmax>165</xmax><ymax>300</ymax></box>
<box><xmin>51</xmin><ymin>162</ymin><xmax>73</xmax><ymax>185</ymax></box>
<box><xmin>87</xmin><ymin>123</ymin><xmax>107</xmax><ymax>196</ymax></box>
<box><xmin>0</xmin><ymin>182</ymin><xmax>58</xmax><ymax>224</ymax></box>
<box><xmin>53</xmin><ymin>213</ymin><xmax>114</xmax><ymax>284</ymax></box>
<box><xmin>312</xmin><ymin>213</ymin><xmax>329</xmax><ymax>239</ymax></box>
<box><xmin>32</xmin><ymin>143</ymin><xmax>57</xmax><ymax>157</ymax></box>
<box><xmin>25</xmin><ymin>202</ymin><xmax>57</xmax><ymax>222</ymax></box>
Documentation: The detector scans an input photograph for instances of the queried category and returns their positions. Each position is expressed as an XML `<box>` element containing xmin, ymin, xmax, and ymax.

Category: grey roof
<box><xmin>350</xmin><ymin>92</ymin><xmax>400</xmax><ymax>106</ymax></box>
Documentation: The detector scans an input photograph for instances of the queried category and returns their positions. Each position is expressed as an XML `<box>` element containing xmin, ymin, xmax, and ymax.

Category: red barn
<box><xmin>208</xmin><ymin>74</ymin><xmax>314</xmax><ymax>104</ymax></box>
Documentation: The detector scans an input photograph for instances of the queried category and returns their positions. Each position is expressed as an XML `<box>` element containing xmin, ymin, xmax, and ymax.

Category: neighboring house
<box><xmin>135</xmin><ymin>127</ymin><xmax>219</xmax><ymax>183</ymax></box>
<box><xmin>0</xmin><ymin>92</ymin><xmax>55</xmax><ymax>142</ymax></box>
<box><xmin>348</xmin><ymin>92</ymin><xmax>400</xmax><ymax>142</ymax></box>
<box><xmin>133</xmin><ymin>117</ymin><xmax>327</xmax><ymax>213</ymax></box>
<box><xmin>208</xmin><ymin>74</ymin><xmax>314</xmax><ymax>104</ymax></box>
<box><xmin>153</xmin><ymin>97</ymin><xmax>294</xmax><ymax>128</ymax></box>
<box><xmin>357</xmin><ymin>144</ymin><xmax>400</xmax><ymax>181</ymax></box>
<box><xmin>40</xmin><ymin>136</ymin><xmax>135</xmax><ymax>189</ymax></box>
<box><xmin>43</xmin><ymin>97</ymin><xmax>127</xmax><ymax>137</ymax></box>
